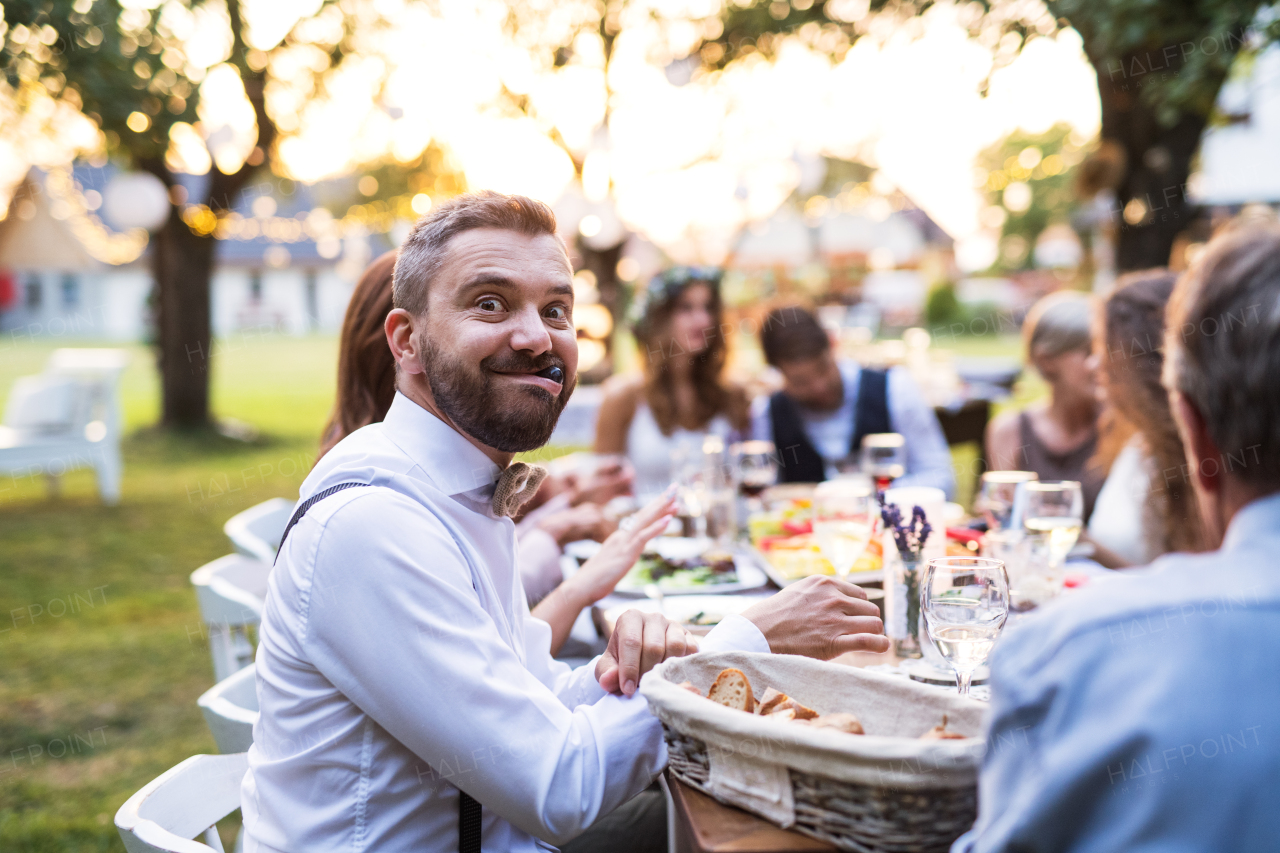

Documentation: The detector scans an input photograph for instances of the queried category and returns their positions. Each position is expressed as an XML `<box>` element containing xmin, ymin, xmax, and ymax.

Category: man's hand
<box><xmin>742</xmin><ymin>576</ymin><xmax>890</xmax><ymax>659</ymax></box>
<box><xmin>596</xmin><ymin>610</ymin><xmax>699</xmax><ymax>697</ymax></box>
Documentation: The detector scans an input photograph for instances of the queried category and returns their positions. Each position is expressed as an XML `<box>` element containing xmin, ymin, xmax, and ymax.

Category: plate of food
<box><xmin>748</xmin><ymin>505</ymin><xmax>883</xmax><ymax>585</ymax></box>
<box><xmin>606</xmin><ymin>538</ymin><xmax>768</xmax><ymax>595</ymax></box>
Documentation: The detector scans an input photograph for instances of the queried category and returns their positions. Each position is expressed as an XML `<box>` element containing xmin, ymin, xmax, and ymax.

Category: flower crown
<box><xmin>627</xmin><ymin>265</ymin><xmax>723</xmax><ymax>331</ymax></box>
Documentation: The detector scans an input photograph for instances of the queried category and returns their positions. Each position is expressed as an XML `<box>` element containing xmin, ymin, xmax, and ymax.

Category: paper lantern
<box><xmin>102</xmin><ymin>171</ymin><xmax>170</xmax><ymax>231</ymax></box>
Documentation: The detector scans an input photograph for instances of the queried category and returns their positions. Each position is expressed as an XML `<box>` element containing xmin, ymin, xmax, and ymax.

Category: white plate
<box><xmin>610</xmin><ymin>540</ymin><xmax>769</xmax><ymax>596</ymax></box>
<box><xmin>601</xmin><ymin>593</ymin><xmax>765</xmax><ymax>628</ymax></box>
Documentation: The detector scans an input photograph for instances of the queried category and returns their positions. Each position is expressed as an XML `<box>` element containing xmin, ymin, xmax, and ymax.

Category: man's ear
<box><xmin>1171</xmin><ymin>391</ymin><xmax>1222</xmax><ymax>496</ymax></box>
<box><xmin>386</xmin><ymin>308</ymin><xmax>425</xmax><ymax>376</ymax></box>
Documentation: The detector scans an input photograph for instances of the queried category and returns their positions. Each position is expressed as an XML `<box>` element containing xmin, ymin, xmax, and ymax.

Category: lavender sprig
<box><xmin>879</xmin><ymin>496</ymin><xmax>932</xmax><ymax>561</ymax></box>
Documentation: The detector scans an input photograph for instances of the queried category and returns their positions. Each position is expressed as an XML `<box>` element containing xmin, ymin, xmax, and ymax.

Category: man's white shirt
<box><xmin>241</xmin><ymin>391</ymin><xmax>769</xmax><ymax>852</ymax></box>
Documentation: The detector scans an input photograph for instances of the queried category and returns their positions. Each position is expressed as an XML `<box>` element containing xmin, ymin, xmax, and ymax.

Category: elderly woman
<box><xmin>594</xmin><ymin>266</ymin><xmax>750</xmax><ymax>498</ymax></box>
<box><xmin>985</xmin><ymin>290</ymin><xmax>1105</xmax><ymax>521</ymax></box>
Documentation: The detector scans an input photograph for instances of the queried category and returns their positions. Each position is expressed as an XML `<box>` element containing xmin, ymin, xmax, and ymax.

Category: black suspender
<box><xmin>459</xmin><ymin>791</ymin><xmax>483</xmax><ymax>853</ymax></box>
<box><xmin>273</xmin><ymin>481</ymin><xmax>484</xmax><ymax>851</ymax></box>
<box><xmin>273</xmin><ymin>482</ymin><xmax>369</xmax><ymax>565</ymax></box>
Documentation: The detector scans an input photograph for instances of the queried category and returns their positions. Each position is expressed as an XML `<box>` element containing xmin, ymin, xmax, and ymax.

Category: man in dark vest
<box><xmin>751</xmin><ymin>306</ymin><xmax>955</xmax><ymax>495</ymax></box>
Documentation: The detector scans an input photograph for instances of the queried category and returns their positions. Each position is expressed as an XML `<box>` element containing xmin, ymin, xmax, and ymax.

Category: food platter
<box><xmin>564</xmin><ymin>537</ymin><xmax>770</xmax><ymax>596</ymax></box>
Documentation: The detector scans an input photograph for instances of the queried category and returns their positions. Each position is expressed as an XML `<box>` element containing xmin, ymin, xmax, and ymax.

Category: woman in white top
<box><xmin>1086</xmin><ymin>269</ymin><xmax>1208</xmax><ymax>567</ymax></box>
<box><xmin>595</xmin><ymin>267</ymin><xmax>750</xmax><ymax>497</ymax></box>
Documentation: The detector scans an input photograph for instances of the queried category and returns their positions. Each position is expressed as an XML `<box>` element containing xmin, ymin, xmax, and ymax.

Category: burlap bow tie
<box><xmin>491</xmin><ymin>462</ymin><xmax>548</xmax><ymax>518</ymax></box>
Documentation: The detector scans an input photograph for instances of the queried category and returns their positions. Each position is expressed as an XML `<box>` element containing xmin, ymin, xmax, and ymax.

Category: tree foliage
<box><xmin>706</xmin><ymin>0</ymin><xmax>1276</xmax><ymax>123</ymax></box>
<box><xmin>704</xmin><ymin>0</ymin><xmax>1278</xmax><ymax>270</ymax></box>
<box><xmin>978</xmin><ymin>122</ymin><xmax>1085</xmax><ymax>271</ymax></box>
<box><xmin>0</xmin><ymin>0</ymin><xmax>393</xmax><ymax>426</ymax></box>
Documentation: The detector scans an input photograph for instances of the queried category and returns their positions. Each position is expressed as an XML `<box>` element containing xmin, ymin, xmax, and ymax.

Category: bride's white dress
<box><xmin>624</xmin><ymin>401</ymin><xmax>735</xmax><ymax>499</ymax></box>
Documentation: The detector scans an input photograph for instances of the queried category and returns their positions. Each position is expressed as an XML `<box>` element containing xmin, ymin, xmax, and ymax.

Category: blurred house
<box><xmin>725</xmin><ymin>163</ymin><xmax>956</xmax><ymax>327</ymax></box>
<box><xmin>0</xmin><ymin>166</ymin><xmax>384</xmax><ymax>342</ymax></box>
<box><xmin>727</xmin><ymin>189</ymin><xmax>957</xmax><ymax>325</ymax></box>
<box><xmin>1193</xmin><ymin>44</ymin><xmax>1280</xmax><ymax>208</ymax></box>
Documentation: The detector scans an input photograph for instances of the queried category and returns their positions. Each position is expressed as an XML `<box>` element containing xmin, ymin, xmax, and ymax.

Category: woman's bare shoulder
<box><xmin>594</xmin><ymin>373</ymin><xmax>644</xmax><ymax>452</ymax></box>
<box><xmin>986</xmin><ymin>409</ymin><xmax>1022</xmax><ymax>442</ymax></box>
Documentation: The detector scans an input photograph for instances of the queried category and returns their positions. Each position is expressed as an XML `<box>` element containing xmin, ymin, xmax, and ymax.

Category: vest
<box><xmin>769</xmin><ymin>367</ymin><xmax>890</xmax><ymax>484</ymax></box>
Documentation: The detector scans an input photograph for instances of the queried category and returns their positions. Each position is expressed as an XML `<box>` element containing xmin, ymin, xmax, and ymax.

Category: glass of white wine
<box><xmin>812</xmin><ymin>479</ymin><xmax>874</xmax><ymax>580</ymax></box>
<box><xmin>1023</xmin><ymin>481</ymin><xmax>1084</xmax><ymax>599</ymax></box>
<box><xmin>921</xmin><ymin>557</ymin><xmax>1010</xmax><ymax>696</ymax></box>
<box><xmin>976</xmin><ymin>470</ymin><xmax>1038</xmax><ymax>532</ymax></box>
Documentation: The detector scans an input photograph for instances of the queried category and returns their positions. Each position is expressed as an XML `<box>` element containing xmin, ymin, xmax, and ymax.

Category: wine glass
<box><xmin>860</xmin><ymin>433</ymin><xmax>907</xmax><ymax>492</ymax></box>
<box><xmin>1022</xmin><ymin>481</ymin><xmax>1084</xmax><ymax>598</ymax></box>
<box><xmin>921</xmin><ymin>557</ymin><xmax>1010</xmax><ymax>695</ymax></box>
<box><xmin>811</xmin><ymin>479</ymin><xmax>875</xmax><ymax>580</ymax></box>
<box><xmin>976</xmin><ymin>470</ymin><xmax>1038</xmax><ymax>532</ymax></box>
<box><xmin>732</xmin><ymin>440</ymin><xmax>778</xmax><ymax>502</ymax></box>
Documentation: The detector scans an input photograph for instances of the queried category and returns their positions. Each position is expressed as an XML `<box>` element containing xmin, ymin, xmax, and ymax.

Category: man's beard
<box><xmin>420</xmin><ymin>338</ymin><xmax>575</xmax><ymax>453</ymax></box>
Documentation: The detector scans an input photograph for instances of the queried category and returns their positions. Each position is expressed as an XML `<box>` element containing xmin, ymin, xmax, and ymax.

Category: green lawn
<box><xmin>0</xmin><ymin>331</ymin><xmax>1029</xmax><ymax>852</ymax></box>
<box><xmin>0</xmin><ymin>335</ymin><xmax>340</xmax><ymax>852</ymax></box>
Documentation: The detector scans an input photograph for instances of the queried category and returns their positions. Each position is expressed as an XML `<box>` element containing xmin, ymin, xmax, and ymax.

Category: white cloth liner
<box><xmin>641</xmin><ymin>651</ymin><xmax>989</xmax><ymax>805</ymax></box>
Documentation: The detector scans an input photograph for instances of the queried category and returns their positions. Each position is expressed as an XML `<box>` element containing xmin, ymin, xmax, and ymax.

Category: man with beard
<box><xmin>241</xmin><ymin>192</ymin><xmax>889</xmax><ymax>853</ymax></box>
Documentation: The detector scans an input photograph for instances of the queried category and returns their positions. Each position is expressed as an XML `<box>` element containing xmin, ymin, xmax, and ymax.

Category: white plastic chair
<box><xmin>0</xmin><ymin>348</ymin><xmax>128</xmax><ymax>504</ymax></box>
<box><xmin>115</xmin><ymin>752</ymin><xmax>247</xmax><ymax>853</ymax></box>
<box><xmin>198</xmin><ymin>664</ymin><xmax>259</xmax><ymax>755</ymax></box>
<box><xmin>223</xmin><ymin>498</ymin><xmax>294</xmax><ymax>564</ymax></box>
<box><xmin>190</xmin><ymin>555</ymin><xmax>270</xmax><ymax>683</ymax></box>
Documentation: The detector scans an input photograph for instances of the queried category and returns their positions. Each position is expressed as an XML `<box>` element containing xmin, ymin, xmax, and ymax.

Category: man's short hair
<box><xmin>760</xmin><ymin>306</ymin><xmax>830</xmax><ymax>367</ymax></box>
<box><xmin>1164</xmin><ymin>224</ymin><xmax>1280</xmax><ymax>489</ymax></box>
<box><xmin>392</xmin><ymin>191</ymin><xmax>560</xmax><ymax>316</ymax></box>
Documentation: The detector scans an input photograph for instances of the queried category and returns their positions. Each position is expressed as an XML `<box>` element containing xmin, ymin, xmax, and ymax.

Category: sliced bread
<box><xmin>706</xmin><ymin>668</ymin><xmax>755</xmax><ymax>712</ymax></box>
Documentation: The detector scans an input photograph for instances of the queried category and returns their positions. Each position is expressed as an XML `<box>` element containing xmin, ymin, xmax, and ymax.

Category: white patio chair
<box><xmin>190</xmin><ymin>555</ymin><xmax>270</xmax><ymax>683</ymax></box>
<box><xmin>223</xmin><ymin>498</ymin><xmax>294</xmax><ymax>564</ymax></box>
<box><xmin>115</xmin><ymin>752</ymin><xmax>247</xmax><ymax>853</ymax></box>
<box><xmin>0</xmin><ymin>348</ymin><xmax>128</xmax><ymax>504</ymax></box>
<box><xmin>198</xmin><ymin>664</ymin><xmax>258</xmax><ymax>755</ymax></box>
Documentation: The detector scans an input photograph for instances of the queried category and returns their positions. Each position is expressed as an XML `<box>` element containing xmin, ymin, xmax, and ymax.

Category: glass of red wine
<box><xmin>731</xmin><ymin>441</ymin><xmax>777</xmax><ymax>510</ymax></box>
<box><xmin>860</xmin><ymin>432</ymin><xmax>907</xmax><ymax>493</ymax></box>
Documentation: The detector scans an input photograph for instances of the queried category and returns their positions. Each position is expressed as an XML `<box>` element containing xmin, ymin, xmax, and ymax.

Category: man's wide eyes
<box><xmin>477</xmin><ymin>298</ymin><xmax>502</xmax><ymax>312</ymax></box>
<box><xmin>545</xmin><ymin>305</ymin><xmax>567</xmax><ymax>321</ymax></box>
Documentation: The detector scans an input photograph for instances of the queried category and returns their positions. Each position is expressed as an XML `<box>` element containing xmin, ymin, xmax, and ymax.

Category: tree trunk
<box><xmin>1086</xmin><ymin>45</ymin><xmax>1238</xmax><ymax>272</ymax></box>
<box><xmin>140</xmin><ymin>60</ymin><xmax>273</xmax><ymax>429</ymax></box>
<box><xmin>153</xmin><ymin>204</ymin><xmax>217</xmax><ymax>427</ymax></box>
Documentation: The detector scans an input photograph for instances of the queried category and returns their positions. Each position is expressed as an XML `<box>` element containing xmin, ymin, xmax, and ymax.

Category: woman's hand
<box><xmin>567</xmin><ymin>457</ymin><xmax>635</xmax><ymax>507</ymax></box>
<box><xmin>561</xmin><ymin>487</ymin><xmax>677</xmax><ymax>608</ymax></box>
<box><xmin>537</xmin><ymin>503</ymin><xmax>615</xmax><ymax>548</ymax></box>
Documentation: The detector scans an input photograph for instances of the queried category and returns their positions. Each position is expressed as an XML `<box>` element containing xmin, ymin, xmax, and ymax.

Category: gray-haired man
<box><xmin>956</xmin><ymin>224</ymin><xmax>1280</xmax><ymax>852</ymax></box>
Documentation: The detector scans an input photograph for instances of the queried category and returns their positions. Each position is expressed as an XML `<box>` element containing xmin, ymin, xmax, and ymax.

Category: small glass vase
<box><xmin>886</xmin><ymin>553</ymin><xmax>924</xmax><ymax>659</ymax></box>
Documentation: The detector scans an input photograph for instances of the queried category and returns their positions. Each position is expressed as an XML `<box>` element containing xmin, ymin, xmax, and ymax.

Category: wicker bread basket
<box><xmin>640</xmin><ymin>651</ymin><xmax>988</xmax><ymax>852</ymax></box>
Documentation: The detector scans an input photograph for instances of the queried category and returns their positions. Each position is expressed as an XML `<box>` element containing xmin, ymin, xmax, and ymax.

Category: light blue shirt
<box><xmin>955</xmin><ymin>491</ymin><xmax>1280</xmax><ymax>852</ymax></box>
<box><xmin>750</xmin><ymin>359</ymin><xmax>956</xmax><ymax>497</ymax></box>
